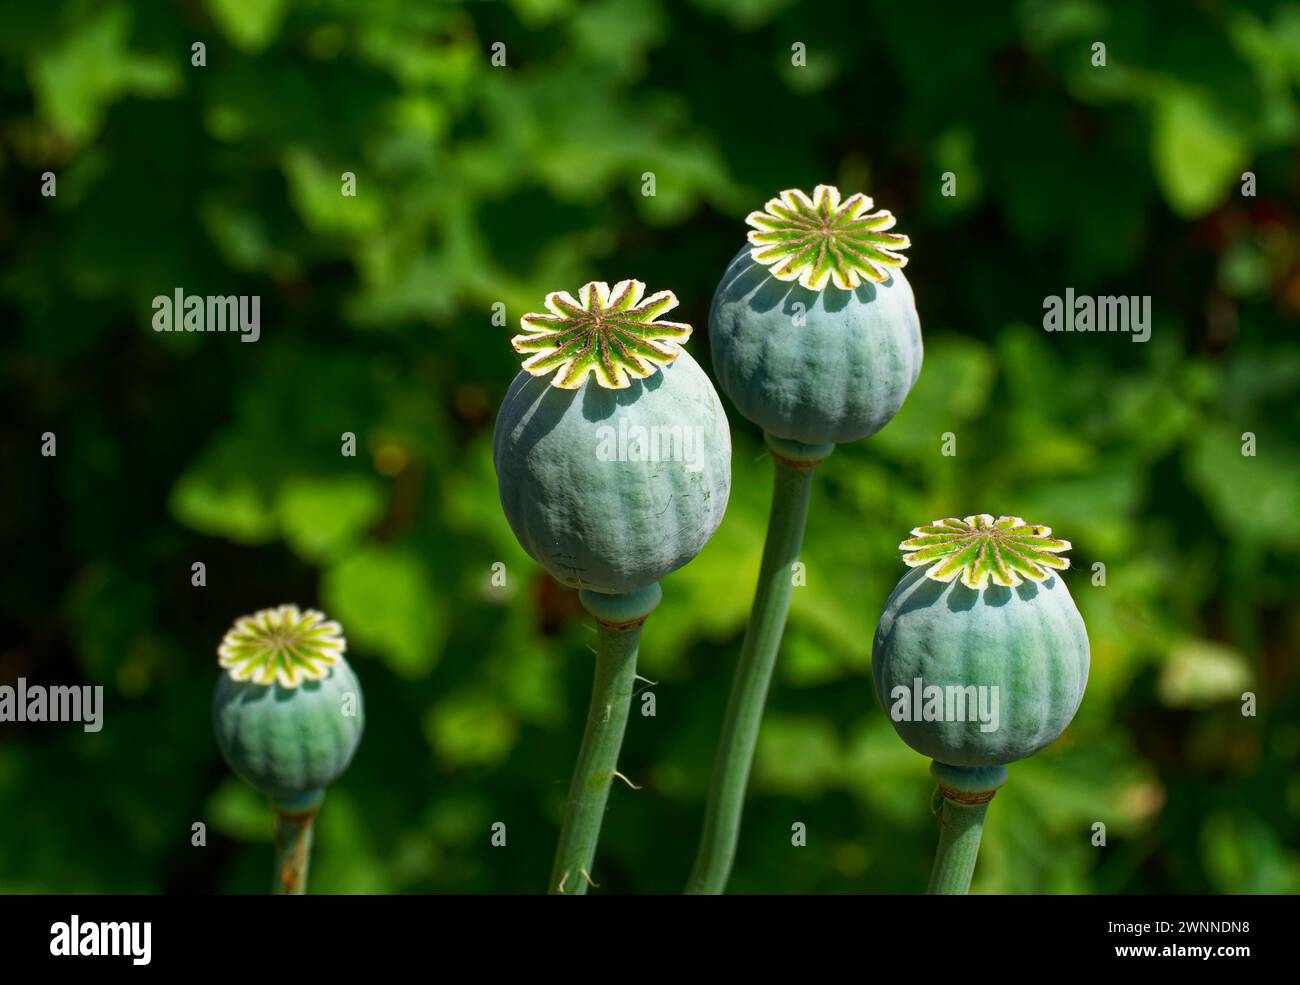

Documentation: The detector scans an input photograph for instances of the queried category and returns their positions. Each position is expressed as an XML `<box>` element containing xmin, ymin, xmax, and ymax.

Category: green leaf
<box><xmin>754</xmin><ymin>715</ymin><xmax>842</xmax><ymax>796</ymax></box>
<box><xmin>1151</xmin><ymin>89</ymin><xmax>1249</xmax><ymax>217</ymax></box>
<box><xmin>30</xmin><ymin>3</ymin><xmax>180</xmax><ymax>141</ymax></box>
<box><xmin>1187</xmin><ymin>424</ymin><xmax>1300</xmax><ymax>547</ymax></box>
<box><xmin>205</xmin><ymin>0</ymin><xmax>289</xmax><ymax>54</ymax></box>
<box><xmin>206</xmin><ymin>779</ymin><xmax>274</xmax><ymax>842</ymax></box>
<box><xmin>282</xmin><ymin>147</ymin><xmax>385</xmax><ymax>236</ymax></box>
<box><xmin>275</xmin><ymin>475</ymin><xmax>387</xmax><ymax>562</ymax></box>
<box><xmin>689</xmin><ymin>0</ymin><xmax>796</xmax><ymax>29</ymax></box>
<box><xmin>423</xmin><ymin>692</ymin><xmax>519</xmax><ymax>768</ymax></box>
<box><xmin>871</xmin><ymin>335</ymin><xmax>996</xmax><ymax>461</ymax></box>
<box><xmin>170</xmin><ymin>471</ymin><xmax>279</xmax><ymax>544</ymax></box>
<box><xmin>1158</xmin><ymin>639</ymin><xmax>1253</xmax><ymax>709</ymax></box>
<box><xmin>1201</xmin><ymin>811</ymin><xmax>1294</xmax><ymax>893</ymax></box>
<box><xmin>322</xmin><ymin>548</ymin><xmax>445</xmax><ymax>677</ymax></box>
<box><xmin>569</xmin><ymin>0</ymin><xmax>667</xmax><ymax>76</ymax></box>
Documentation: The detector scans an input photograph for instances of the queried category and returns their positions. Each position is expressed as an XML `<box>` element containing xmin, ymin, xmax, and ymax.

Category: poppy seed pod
<box><xmin>709</xmin><ymin>185</ymin><xmax>922</xmax><ymax>446</ymax></box>
<box><xmin>212</xmin><ymin>605</ymin><xmax>365</xmax><ymax>813</ymax></box>
<box><xmin>871</xmin><ymin>516</ymin><xmax>1089</xmax><ymax>768</ymax></box>
<box><xmin>493</xmin><ymin>279</ymin><xmax>732</xmax><ymax>596</ymax></box>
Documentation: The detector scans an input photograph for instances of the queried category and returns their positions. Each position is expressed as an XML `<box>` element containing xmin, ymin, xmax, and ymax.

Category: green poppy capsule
<box><xmin>709</xmin><ymin>185</ymin><xmax>922</xmax><ymax>445</ymax></box>
<box><xmin>212</xmin><ymin>604</ymin><xmax>364</xmax><ymax>813</ymax></box>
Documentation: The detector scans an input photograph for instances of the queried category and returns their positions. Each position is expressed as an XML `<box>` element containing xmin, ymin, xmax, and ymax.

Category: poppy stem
<box><xmin>926</xmin><ymin>762</ymin><xmax>1007</xmax><ymax>895</ymax></box>
<box><xmin>549</xmin><ymin>583</ymin><xmax>661</xmax><ymax>895</ymax></box>
<box><xmin>686</xmin><ymin>436</ymin><xmax>832</xmax><ymax>894</ymax></box>
<box><xmin>272</xmin><ymin>807</ymin><xmax>317</xmax><ymax>895</ymax></box>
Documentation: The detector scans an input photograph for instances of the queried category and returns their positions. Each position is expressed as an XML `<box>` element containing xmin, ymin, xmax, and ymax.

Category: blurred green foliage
<box><xmin>2</xmin><ymin>0</ymin><xmax>1298</xmax><ymax>893</ymax></box>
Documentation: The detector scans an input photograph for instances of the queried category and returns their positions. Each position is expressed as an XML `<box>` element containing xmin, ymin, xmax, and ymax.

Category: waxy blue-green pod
<box><xmin>709</xmin><ymin>185</ymin><xmax>922</xmax><ymax>446</ymax></box>
<box><xmin>212</xmin><ymin>605</ymin><xmax>364</xmax><ymax>812</ymax></box>
<box><xmin>494</xmin><ymin>279</ymin><xmax>732</xmax><ymax>596</ymax></box>
<box><xmin>871</xmin><ymin>516</ymin><xmax>1089</xmax><ymax>768</ymax></box>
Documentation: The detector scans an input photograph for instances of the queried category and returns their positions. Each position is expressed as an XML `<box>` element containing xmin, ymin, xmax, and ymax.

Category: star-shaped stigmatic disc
<box><xmin>218</xmin><ymin>604</ymin><xmax>346</xmax><ymax>688</ymax></box>
<box><xmin>900</xmin><ymin>515</ymin><xmax>1071</xmax><ymax>590</ymax></box>
<box><xmin>746</xmin><ymin>184</ymin><xmax>910</xmax><ymax>291</ymax></box>
<box><xmin>511</xmin><ymin>279</ymin><xmax>692</xmax><ymax>390</ymax></box>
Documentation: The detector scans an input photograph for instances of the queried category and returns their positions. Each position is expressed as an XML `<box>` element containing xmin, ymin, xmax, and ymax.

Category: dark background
<box><xmin>1</xmin><ymin>0</ymin><xmax>1297</xmax><ymax>893</ymax></box>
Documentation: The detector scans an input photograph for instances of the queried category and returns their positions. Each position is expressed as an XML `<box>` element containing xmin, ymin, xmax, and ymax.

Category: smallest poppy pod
<box><xmin>871</xmin><ymin>516</ymin><xmax>1089</xmax><ymax>769</ymax></box>
<box><xmin>212</xmin><ymin>605</ymin><xmax>365</xmax><ymax>812</ymax></box>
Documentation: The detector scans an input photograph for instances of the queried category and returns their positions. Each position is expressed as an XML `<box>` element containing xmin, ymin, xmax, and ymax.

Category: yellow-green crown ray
<box><xmin>900</xmin><ymin>515</ymin><xmax>1071</xmax><ymax>590</ymax></box>
<box><xmin>217</xmin><ymin>604</ymin><xmax>346</xmax><ymax>688</ymax></box>
<box><xmin>746</xmin><ymin>184</ymin><xmax>910</xmax><ymax>292</ymax></box>
<box><xmin>511</xmin><ymin>279</ymin><xmax>692</xmax><ymax>390</ymax></box>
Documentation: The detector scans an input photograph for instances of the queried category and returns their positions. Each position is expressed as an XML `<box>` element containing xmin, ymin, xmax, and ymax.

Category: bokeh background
<box><xmin>2</xmin><ymin>0</ymin><xmax>1299</xmax><ymax>893</ymax></box>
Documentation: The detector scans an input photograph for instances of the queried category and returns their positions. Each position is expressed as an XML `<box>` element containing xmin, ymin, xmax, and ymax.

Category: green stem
<box><xmin>686</xmin><ymin>435</ymin><xmax>832</xmax><ymax>895</ymax></box>
<box><xmin>272</xmin><ymin>808</ymin><xmax>317</xmax><ymax>895</ymax></box>
<box><xmin>928</xmin><ymin>800</ymin><xmax>989</xmax><ymax>894</ymax></box>
<box><xmin>549</xmin><ymin>583</ymin><xmax>661</xmax><ymax>895</ymax></box>
<box><xmin>926</xmin><ymin>762</ymin><xmax>1007</xmax><ymax>895</ymax></box>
